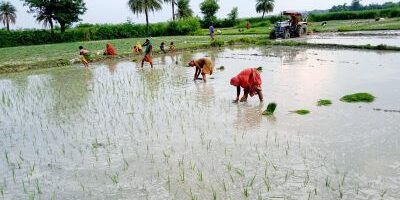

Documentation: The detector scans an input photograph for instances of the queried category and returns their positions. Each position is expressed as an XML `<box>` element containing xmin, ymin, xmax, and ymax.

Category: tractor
<box><xmin>269</xmin><ymin>11</ymin><xmax>308</xmax><ymax>39</ymax></box>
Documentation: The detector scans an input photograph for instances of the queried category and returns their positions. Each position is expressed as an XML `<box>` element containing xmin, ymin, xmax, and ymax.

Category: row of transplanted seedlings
<box><xmin>0</xmin><ymin>58</ymin><xmax>393</xmax><ymax>199</ymax></box>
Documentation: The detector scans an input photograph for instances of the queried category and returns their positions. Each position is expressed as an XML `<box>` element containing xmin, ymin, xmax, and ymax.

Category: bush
<box><xmin>309</xmin><ymin>7</ymin><xmax>400</xmax><ymax>22</ymax></box>
<box><xmin>166</xmin><ymin>17</ymin><xmax>201</xmax><ymax>35</ymax></box>
<box><xmin>0</xmin><ymin>20</ymin><xmax>200</xmax><ymax>48</ymax></box>
<box><xmin>210</xmin><ymin>38</ymin><xmax>224</xmax><ymax>47</ymax></box>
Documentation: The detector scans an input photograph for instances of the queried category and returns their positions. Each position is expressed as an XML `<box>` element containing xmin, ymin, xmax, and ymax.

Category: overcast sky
<box><xmin>5</xmin><ymin>0</ymin><xmax>386</xmax><ymax>29</ymax></box>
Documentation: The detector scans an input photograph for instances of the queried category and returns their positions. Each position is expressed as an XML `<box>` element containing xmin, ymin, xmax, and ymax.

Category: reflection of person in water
<box><xmin>107</xmin><ymin>61</ymin><xmax>118</xmax><ymax>74</ymax></box>
<box><xmin>234</xmin><ymin>103</ymin><xmax>264</xmax><ymax>131</ymax></box>
<box><xmin>231</xmin><ymin>68</ymin><xmax>263</xmax><ymax>103</ymax></box>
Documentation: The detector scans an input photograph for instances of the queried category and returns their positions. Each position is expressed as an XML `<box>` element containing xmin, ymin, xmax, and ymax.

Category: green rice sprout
<box><xmin>291</xmin><ymin>110</ymin><xmax>310</xmax><ymax>115</ymax></box>
<box><xmin>256</xmin><ymin>66</ymin><xmax>263</xmax><ymax>71</ymax></box>
<box><xmin>218</xmin><ymin>66</ymin><xmax>225</xmax><ymax>70</ymax></box>
<box><xmin>340</xmin><ymin>93</ymin><xmax>375</xmax><ymax>103</ymax></box>
<box><xmin>262</xmin><ymin>102</ymin><xmax>277</xmax><ymax>116</ymax></box>
<box><xmin>317</xmin><ymin>99</ymin><xmax>332</xmax><ymax>106</ymax></box>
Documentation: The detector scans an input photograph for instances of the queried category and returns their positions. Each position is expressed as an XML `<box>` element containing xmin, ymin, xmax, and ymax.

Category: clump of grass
<box><xmin>291</xmin><ymin>110</ymin><xmax>310</xmax><ymax>115</ymax></box>
<box><xmin>340</xmin><ymin>93</ymin><xmax>375</xmax><ymax>103</ymax></box>
<box><xmin>262</xmin><ymin>102</ymin><xmax>277</xmax><ymax>116</ymax></box>
<box><xmin>218</xmin><ymin>66</ymin><xmax>225</xmax><ymax>70</ymax></box>
<box><xmin>210</xmin><ymin>39</ymin><xmax>224</xmax><ymax>47</ymax></box>
<box><xmin>256</xmin><ymin>66</ymin><xmax>263</xmax><ymax>71</ymax></box>
<box><xmin>317</xmin><ymin>99</ymin><xmax>332</xmax><ymax>106</ymax></box>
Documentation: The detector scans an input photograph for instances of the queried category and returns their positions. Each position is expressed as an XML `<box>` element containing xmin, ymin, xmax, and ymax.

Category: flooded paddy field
<box><xmin>1</xmin><ymin>46</ymin><xmax>400</xmax><ymax>199</ymax></box>
<box><xmin>299</xmin><ymin>30</ymin><xmax>400</xmax><ymax>47</ymax></box>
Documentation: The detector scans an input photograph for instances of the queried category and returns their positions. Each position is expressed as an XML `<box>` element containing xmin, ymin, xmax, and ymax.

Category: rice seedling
<box><xmin>262</xmin><ymin>103</ymin><xmax>277</xmax><ymax>116</ymax></box>
<box><xmin>317</xmin><ymin>99</ymin><xmax>332</xmax><ymax>106</ymax></box>
<box><xmin>380</xmin><ymin>189</ymin><xmax>387</xmax><ymax>198</ymax></box>
<box><xmin>291</xmin><ymin>110</ymin><xmax>310</xmax><ymax>115</ymax></box>
<box><xmin>340</xmin><ymin>93</ymin><xmax>375</xmax><ymax>103</ymax></box>
<box><xmin>0</xmin><ymin>184</ymin><xmax>3</xmax><ymax>197</ymax></box>
<box><xmin>222</xmin><ymin>180</ymin><xmax>228</xmax><ymax>193</ymax></box>
<box><xmin>218</xmin><ymin>66</ymin><xmax>225</xmax><ymax>70</ymax></box>
<box><xmin>35</xmin><ymin>179</ymin><xmax>42</xmax><ymax>194</ymax></box>
<box><xmin>4</xmin><ymin>151</ymin><xmax>10</xmax><ymax>165</ymax></box>
<box><xmin>197</xmin><ymin>169</ymin><xmax>203</xmax><ymax>182</ymax></box>
<box><xmin>243</xmin><ymin>186</ymin><xmax>249</xmax><ymax>198</ymax></box>
<box><xmin>212</xmin><ymin>188</ymin><xmax>217</xmax><ymax>200</ymax></box>
<box><xmin>236</xmin><ymin>168</ymin><xmax>245</xmax><ymax>177</ymax></box>
<box><xmin>109</xmin><ymin>172</ymin><xmax>119</xmax><ymax>185</ymax></box>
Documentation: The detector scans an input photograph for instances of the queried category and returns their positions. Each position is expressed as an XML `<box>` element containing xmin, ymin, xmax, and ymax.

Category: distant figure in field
<box><xmin>132</xmin><ymin>42</ymin><xmax>143</xmax><ymax>54</ymax></box>
<box><xmin>246</xmin><ymin>21</ymin><xmax>251</xmax><ymax>30</ymax></box>
<box><xmin>169</xmin><ymin>41</ymin><xmax>176</xmax><ymax>53</ymax></box>
<box><xmin>141</xmin><ymin>39</ymin><xmax>153</xmax><ymax>68</ymax></box>
<box><xmin>104</xmin><ymin>43</ymin><xmax>117</xmax><ymax>56</ymax></box>
<box><xmin>209</xmin><ymin>25</ymin><xmax>215</xmax><ymax>39</ymax></box>
<box><xmin>79</xmin><ymin>46</ymin><xmax>91</xmax><ymax>68</ymax></box>
<box><xmin>230</xmin><ymin>68</ymin><xmax>263</xmax><ymax>103</ymax></box>
<box><xmin>188</xmin><ymin>58</ymin><xmax>214</xmax><ymax>82</ymax></box>
<box><xmin>160</xmin><ymin>42</ymin><xmax>166</xmax><ymax>53</ymax></box>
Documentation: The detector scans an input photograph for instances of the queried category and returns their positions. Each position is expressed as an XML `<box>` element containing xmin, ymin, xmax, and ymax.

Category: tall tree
<box><xmin>0</xmin><ymin>1</ymin><xmax>17</xmax><ymax>31</ymax></box>
<box><xmin>128</xmin><ymin>0</ymin><xmax>163</xmax><ymax>35</ymax></box>
<box><xmin>22</xmin><ymin>0</ymin><xmax>86</xmax><ymax>33</ymax></box>
<box><xmin>200</xmin><ymin>0</ymin><xmax>219</xmax><ymax>25</ymax></box>
<box><xmin>53</xmin><ymin>0</ymin><xmax>86</xmax><ymax>33</ymax></box>
<box><xmin>351</xmin><ymin>0</ymin><xmax>362</xmax><ymax>10</ymax></box>
<box><xmin>177</xmin><ymin>0</ymin><xmax>192</xmax><ymax>19</ymax></box>
<box><xmin>164</xmin><ymin>0</ymin><xmax>176</xmax><ymax>20</ymax></box>
<box><xmin>255</xmin><ymin>0</ymin><xmax>274</xmax><ymax>18</ymax></box>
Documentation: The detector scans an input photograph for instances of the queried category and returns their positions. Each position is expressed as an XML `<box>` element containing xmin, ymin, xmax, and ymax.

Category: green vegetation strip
<box><xmin>340</xmin><ymin>93</ymin><xmax>375</xmax><ymax>103</ymax></box>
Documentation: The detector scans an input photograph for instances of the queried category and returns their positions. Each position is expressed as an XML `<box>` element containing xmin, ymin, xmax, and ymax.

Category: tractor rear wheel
<box><xmin>269</xmin><ymin>30</ymin><xmax>276</xmax><ymax>39</ymax></box>
<box><xmin>283</xmin><ymin>31</ymin><xmax>290</xmax><ymax>39</ymax></box>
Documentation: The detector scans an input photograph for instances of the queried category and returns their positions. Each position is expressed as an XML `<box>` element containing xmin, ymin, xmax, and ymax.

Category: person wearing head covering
<box><xmin>79</xmin><ymin>46</ymin><xmax>91</xmax><ymax>68</ymax></box>
<box><xmin>188</xmin><ymin>57</ymin><xmax>214</xmax><ymax>82</ymax></box>
<box><xmin>230</xmin><ymin>68</ymin><xmax>263</xmax><ymax>103</ymax></box>
<box><xmin>132</xmin><ymin>42</ymin><xmax>143</xmax><ymax>54</ymax></box>
<box><xmin>141</xmin><ymin>39</ymin><xmax>153</xmax><ymax>68</ymax></box>
<box><xmin>104</xmin><ymin>43</ymin><xmax>117</xmax><ymax>56</ymax></box>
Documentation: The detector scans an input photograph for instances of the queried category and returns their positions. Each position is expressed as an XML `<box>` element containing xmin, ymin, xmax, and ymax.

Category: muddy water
<box><xmin>1</xmin><ymin>46</ymin><xmax>400</xmax><ymax>199</ymax></box>
<box><xmin>299</xmin><ymin>30</ymin><xmax>400</xmax><ymax>47</ymax></box>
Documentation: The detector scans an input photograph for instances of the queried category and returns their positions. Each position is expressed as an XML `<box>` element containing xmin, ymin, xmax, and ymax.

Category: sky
<box><xmin>4</xmin><ymin>0</ymin><xmax>386</xmax><ymax>29</ymax></box>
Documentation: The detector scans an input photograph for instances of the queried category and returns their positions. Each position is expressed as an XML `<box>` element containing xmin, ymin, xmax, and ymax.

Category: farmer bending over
<box><xmin>230</xmin><ymin>68</ymin><xmax>263</xmax><ymax>103</ymax></box>
<box><xmin>79</xmin><ymin>46</ymin><xmax>91</xmax><ymax>68</ymax></box>
<box><xmin>104</xmin><ymin>43</ymin><xmax>117</xmax><ymax>56</ymax></box>
<box><xmin>188</xmin><ymin>58</ymin><xmax>214</xmax><ymax>82</ymax></box>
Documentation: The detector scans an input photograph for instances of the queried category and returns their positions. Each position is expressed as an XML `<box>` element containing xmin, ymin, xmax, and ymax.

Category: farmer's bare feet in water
<box><xmin>240</xmin><ymin>97</ymin><xmax>247</xmax><ymax>102</ymax></box>
<box><xmin>233</xmin><ymin>99</ymin><xmax>239</xmax><ymax>103</ymax></box>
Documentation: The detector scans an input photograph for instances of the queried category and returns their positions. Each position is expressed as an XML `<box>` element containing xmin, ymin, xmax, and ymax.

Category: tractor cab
<box><xmin>270</xmin><ymin>11</ymin><xmax>308</xmax><ymax>39</ymax></box>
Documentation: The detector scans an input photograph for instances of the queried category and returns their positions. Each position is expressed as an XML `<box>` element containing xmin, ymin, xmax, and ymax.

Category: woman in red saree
<box><xmin>104</xmin><ymin>43</ymin><xmax>117</xmax><ymax>56</ymax></box>
<box><xmin>230</xmin><ymin>68</ymin><xmax>263</xmax><ymax>103</ymax></box>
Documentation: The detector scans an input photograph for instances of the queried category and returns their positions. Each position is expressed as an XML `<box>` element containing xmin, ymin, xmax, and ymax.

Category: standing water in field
<box><xmin>298</xmin><ymin>30</ymin><xmax>400</xmax><ymax>47</ymax></box>
<box><xmin>1</xmin><ymin>46</ymin><xmax>400</xmax><ymax>199</ymax></box>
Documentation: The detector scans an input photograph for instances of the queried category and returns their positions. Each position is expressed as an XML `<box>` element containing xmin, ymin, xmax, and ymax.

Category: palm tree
<box><xmin>0</xmin><ymin>1</ymin><xmax>17</xmax><ymax>31</ymax></box>
<box><xmin>177</xmin><ymin>0</ymin><xmax>192</xmax><ymax>19</ymax></box>
<box><xmin>255</xmin><ymin>0</ymin><xmax>274</xmax><ymax>18</ymax></box>
<box><xmin>128</xmin><ymin>0</ymin><xmax>162</xmax><ymax>35</ymax></box>
<box><xmin>36</xmin><ymin>7</ymin><xmax>55</xmax><ymax>33</ymax></box>
<box><xmin>164</xmin><ymin>0</ymin><xmax>177</xmax><ymax>21</ymax></box>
